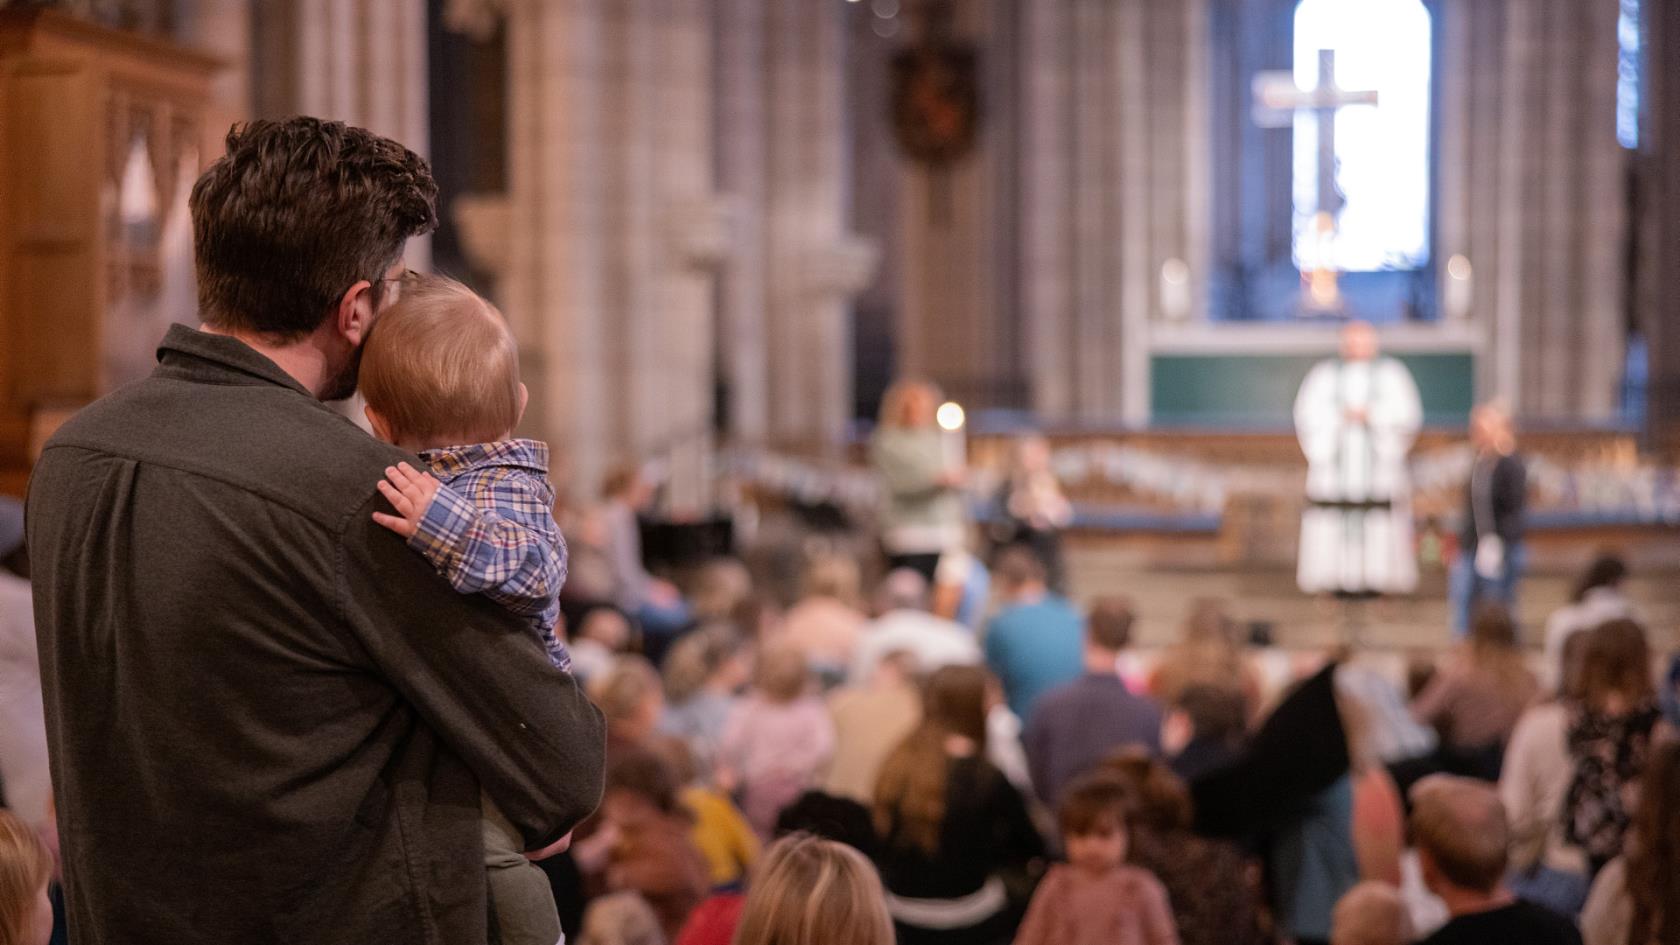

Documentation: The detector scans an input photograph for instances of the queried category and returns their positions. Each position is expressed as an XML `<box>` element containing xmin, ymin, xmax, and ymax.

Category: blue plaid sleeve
<box><xmin>409</xmin><ymin>474</ymin><xmax>569</xmax><ymax>618</ymax></box>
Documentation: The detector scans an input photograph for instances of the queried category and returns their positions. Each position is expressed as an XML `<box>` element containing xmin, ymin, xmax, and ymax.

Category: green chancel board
<box><xmin>1149</xmin><ymin>353</ymin><xmax>1475</xmax><ymax>428</ymax></box>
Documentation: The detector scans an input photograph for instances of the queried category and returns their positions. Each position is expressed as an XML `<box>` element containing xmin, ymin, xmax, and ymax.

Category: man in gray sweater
<box><xmin>26</xmin><ymin>117</ymin><xmax>604</xmax><ymax>945</ymax></box>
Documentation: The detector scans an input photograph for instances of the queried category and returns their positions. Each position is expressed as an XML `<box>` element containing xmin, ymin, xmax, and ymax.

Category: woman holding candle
<box><xmin>871</xmin><ymin>378</ymin><xmax>971</xmax><ymax>587</ymax></box>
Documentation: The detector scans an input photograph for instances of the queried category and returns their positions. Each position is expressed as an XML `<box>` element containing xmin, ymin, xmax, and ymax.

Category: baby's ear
<box><xmin>364</xmin><ymin>405</ymin><xmax>395</xmax><ymax>444</ymax></box>
<box><xmin>516</xmin><ymin>383</ymin><xmax>530</xmax><ymax>425</ymax></box>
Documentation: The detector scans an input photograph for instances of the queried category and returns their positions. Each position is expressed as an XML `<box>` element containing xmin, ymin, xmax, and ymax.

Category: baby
<box><xmin>359</xmin><ymin>274</ymin><xmax>571</xmax><ymax>945</ymax></box>
<box><xmin>359</xmin><ymin>274</ymin><xmax>569</xmax><ymax>671</ymax></box>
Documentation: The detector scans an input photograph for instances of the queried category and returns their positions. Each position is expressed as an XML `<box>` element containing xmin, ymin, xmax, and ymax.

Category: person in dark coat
<box><xmin>25</xmin><ymin>117</ymin><xmax>605</xmax><ymax>945</ymax></box>
<box><xmin>1450</xmin><ymin>403</ymin><xmax>1527</xmax><ymax>636</ymax></box>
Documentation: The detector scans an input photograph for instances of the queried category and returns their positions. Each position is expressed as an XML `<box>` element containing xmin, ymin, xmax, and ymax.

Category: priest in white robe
<box><xmin>1295</xmin><ymin>321</ymin><xmax>1422</xmax><ymax>595</ymax></box>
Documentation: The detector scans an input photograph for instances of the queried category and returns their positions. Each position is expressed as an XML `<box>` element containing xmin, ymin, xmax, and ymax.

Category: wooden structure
<box><xmin>0</xmin><ymin>8</ymin><xmax>218</xmax><ymax>496</ymax></box>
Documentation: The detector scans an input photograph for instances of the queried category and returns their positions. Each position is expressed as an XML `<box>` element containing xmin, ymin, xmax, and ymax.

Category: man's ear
<box><xmin>516</xmin><ymin>382</ymin><xmax>529</xmax><ymax>426</ymax></box>
<box><xmin>364</xmin><ymin>404</ymin><xmax>396</xmax><ymax>445</ymax></box>
<box><xmin>335</xmin><ymin>279</ymin><xmax>375</xmax><ymax>347</ymax></box>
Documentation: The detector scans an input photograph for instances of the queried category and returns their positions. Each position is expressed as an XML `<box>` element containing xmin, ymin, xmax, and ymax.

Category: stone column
<box><xmin>455</xmin><ymin>0</ymin><xmax>725</xmax><ymax>507</ymax></box>
<box><xmin>1642</xmin><ymin>0</ymin><xmax>1680</xmax><ymax>450</ymax></box>
<box><xmin>251</xmin><ymin>0</ymin><xmax>432</xmax><ymax>266</ymax></box>
<box><xmin>764</xmin><ymin>0</ymin><xmax>878</xmax><ymax>455</ymax></box>
<box><xmin>1438</xmin><ymin>0</ymin><xmax>1626</xmax><ymax>419</ymax></box>
<box><xmin>715</xmin><ymin>0</ymin><xmax>876</xmax><ymax>457</ymax></box>
<box><xmin>1015</xmin><ymin>0</ymin><xmax>1209</xmax><ymax>426</ymax></box>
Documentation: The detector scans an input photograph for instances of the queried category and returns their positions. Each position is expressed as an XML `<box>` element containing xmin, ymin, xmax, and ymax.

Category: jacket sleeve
<box><xmin>1496</xmin><ymin>456</ymin><xmax>1527</xmax><ymax>541</ymax></box>
<box><xmin>338</xmin><ymin>491</ymin><xmax>605</xmax><ymax>852</ymax></box>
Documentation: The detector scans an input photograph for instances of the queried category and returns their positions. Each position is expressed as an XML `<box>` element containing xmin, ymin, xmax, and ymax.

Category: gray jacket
<box><xmin>27</xmin><ymin>325</ymin><xmax>604</xmax><ymax>945</ymax></box>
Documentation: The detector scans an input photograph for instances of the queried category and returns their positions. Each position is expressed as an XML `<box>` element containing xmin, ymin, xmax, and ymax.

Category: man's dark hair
<box><xmin>1087</xmin><ymin>596</ymin><xmax>1134</xmax><ymax>651</ymax></box>
<box><xmin>189</xmin><ymin>117</ymin><xmax>438</xmax><ymax>338</ymax></box>
<box><xmin>994</xmin><ymin>545</ymin><xmax>1047</xmax><ymax>589</ymax></box>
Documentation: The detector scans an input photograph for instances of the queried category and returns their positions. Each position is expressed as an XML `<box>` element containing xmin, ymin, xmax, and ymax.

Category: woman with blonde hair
<box><xmin>874</xmin><ymin>665</ymin><xmax>1044</xmax><ymax>945</ymax></box>
<box><xmin>731</xmin><ymin>833</ymin><xmax>893</xmax><ymax>945</ymax></box>
<box><xmin>0</xmin><ymin>809</ymin><xmax>53</xmax><ymax>945</ymax></box>
<box><xmin>871</xmin><ymin>378</ymin><xmax>968</xmax><ymax>585</ymax></box>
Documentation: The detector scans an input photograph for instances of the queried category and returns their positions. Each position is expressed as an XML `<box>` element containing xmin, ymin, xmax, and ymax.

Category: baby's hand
<box><xmin>372</xmin><ymin>462</ymin><xmax>441</xmax><ymax>538</ymax></box>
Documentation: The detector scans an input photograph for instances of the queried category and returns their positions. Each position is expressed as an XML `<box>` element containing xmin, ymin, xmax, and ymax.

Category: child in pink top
<box><xmin>1014</xmin><ymin>775</ymin><xmax>1180</xmax><ymax>945</ymax></box>
<box><xmin>716</xmin><ymin>641</ymin><xmax>836</xmax><ymax>836</ymax></box>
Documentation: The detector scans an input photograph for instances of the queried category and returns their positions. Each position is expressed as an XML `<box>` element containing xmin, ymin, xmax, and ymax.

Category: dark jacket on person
<box><xmin>26</xmin><ymin>326</ymin><xmax>606</xmax><ymax>945</ymax></box>
<box><xmin>1191</xmin><ymin>662</ymin><xmax>1349</xmax><ymax>839</ymax></box>
<box><xmin>1460</xmin><ymin>452</ymin><xmax>1526</xmax><ymax>552</ymax></box>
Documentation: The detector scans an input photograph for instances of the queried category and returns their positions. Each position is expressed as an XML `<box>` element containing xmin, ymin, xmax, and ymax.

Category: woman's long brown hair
<box><xmin>873</xmin><ymin>665</ymin><xmax>990</xmax><ymax>856</ymax></box>
<box><xmin>1628</xmin><ymin>741</ymin><xmax>1680</xmax><ymax>945</ymax></box>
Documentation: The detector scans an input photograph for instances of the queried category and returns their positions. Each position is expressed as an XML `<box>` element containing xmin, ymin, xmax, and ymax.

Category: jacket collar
<box><xmin>153</xmin><ymin>324</ymin><xmax>317</xmax><ymax>399</ymax></box>
<box><xmin>418</xmin><ymin>439</ymin><xmax>550</xmax><ymax>478</ymax></box>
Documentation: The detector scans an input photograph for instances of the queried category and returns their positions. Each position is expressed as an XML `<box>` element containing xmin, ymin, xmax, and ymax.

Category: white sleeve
<box><xmin>1294</xmin><ymin>361</ymin><xmax>1341</xmax><ymax>464</ymax></box>
<box><xmin>1372</xmin><ymin>359</ymin><xmax>1423</xmax><ymax>450</ymax></box>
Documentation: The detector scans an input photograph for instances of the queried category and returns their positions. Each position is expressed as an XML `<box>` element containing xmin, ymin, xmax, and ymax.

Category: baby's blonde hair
<box><xmin>732</xmin><ymin>834</ymin><xmax>893</xmax><ymax>945</ymax></box>
<box><xmin>360</xmin><ymin>274</ymin><xmax>521</xmax><ymax>445</ymax></box>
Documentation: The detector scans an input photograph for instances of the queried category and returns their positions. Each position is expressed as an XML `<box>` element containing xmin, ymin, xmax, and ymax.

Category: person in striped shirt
<box><xmin>359</xmin><ymin>273</ymin><xmax>575</xmax><ymax>945</ymax></box>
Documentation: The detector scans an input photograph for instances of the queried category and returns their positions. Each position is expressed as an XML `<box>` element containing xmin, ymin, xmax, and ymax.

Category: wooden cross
<box><xmin>1252</xmin><ymin>50</ymin><xmax>1379</xmax><ymax>311</ymax></box>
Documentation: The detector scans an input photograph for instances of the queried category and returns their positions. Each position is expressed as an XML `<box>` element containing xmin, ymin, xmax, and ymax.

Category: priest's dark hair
<box><xmin>189</xmin><ymin>117</ymin><xmax>438</xmax><ymax>338</ymax></box>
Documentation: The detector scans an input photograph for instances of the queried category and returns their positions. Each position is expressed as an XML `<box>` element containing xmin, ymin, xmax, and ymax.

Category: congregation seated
<box><xmin>982</xmin><ymin>546</ymin><xmax>1085</xmax><ymax>722</ymax></box>
<box><xmin>780</xmin><ymin>554</ymin><xmax>869</xmax><ymax>684</ymax></box>
<box><xmin>1331</xmin><ymin>882</ymin><xmax>1414</xmax><ymax>945</ymax></box>
<box><xmin>1502</xmin><ymin>619</ymin><xmax>1664</xmax><ymax>915</ymax></box>
<box><xmin>659</xmin><ymin>622</ymin><xmax>751</xmax><ymax>777</ymax></box>
<box><xmin>1146</xmin><ymin>598</ymin><xmax>1262</xmax><ymax>720</ymax></box>
<box><xmin>717</xmin><ymin>640</ymin><xmax>836</xmax><ymax>837</ymax></box>
<box><xmin>1578</xmin><ymin>739</ymin><xmax>1680</xmax><ymax>945</ymax></box>
<box><xmin>1024</xmin><ymin>597</ymin><xmax>1163</xmax><ymax>807</ymax></box>
<box><xmin>600</xmin><ymin>464</ymin><xmax>691</xmax><ymax>654</ymax></box>
<box><xmin>1099</xmin><ymin>755</ymin><xmax>1267</xmax><ymax>945</ymax></box>
<box><xmin>873</xmin><ymin>665</ymin><xmax>1045</xmax><ymax>945</ymax></box>
<box><xmin>823</xmin><ymin>649</ymin><xmax>923</xmax><ymax>805</ymax></box>
<box><xmin>1160</xmin><ymin>683</ymin><xmax>1246</xmax><ymax>783</ymax></box>
<box><xmin>1409</xmin><ymin>775</ymin><xmax>1582</xmax><ymax>945</ymax></box>
<box><xmin>1410</xmin><ymin>603</ymin><xmax>1540</xmax><ymax>781</ymax></box>
<box><xmin>1542</xmin><ymin>553</ymin><xmax>1635</xmax><ymax>693</ymax></box>
<box><xmin>849</xmin><ymin>569</ymin><xmax>979</xmax><ymax>684</ymax></box>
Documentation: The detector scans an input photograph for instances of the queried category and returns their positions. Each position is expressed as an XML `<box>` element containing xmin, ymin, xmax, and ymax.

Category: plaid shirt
<box><xmin>412</xmin><ymin>438</ymin><xmax>570</xmax><ymax>671</ymax></box>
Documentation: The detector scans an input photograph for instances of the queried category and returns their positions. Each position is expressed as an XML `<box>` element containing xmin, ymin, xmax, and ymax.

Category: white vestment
<box><xmin>1294</xmin><ymin>356</ymin><xmax>1422</xmax><ymax>595</ymax></box>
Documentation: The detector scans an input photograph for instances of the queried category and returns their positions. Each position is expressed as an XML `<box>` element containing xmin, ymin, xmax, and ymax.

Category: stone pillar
<box><xmin>1437</xmin><ymin>0</ymin><xmax>1626</xmax><ymax>420</ymax></box>
<box><xmin>715</xmin><ymin>0</ymin><xmax>877</xmax><ymax>458</ymax></box>
<box><xmin>764</xmin><ymin>0</ymin><xmax>877</xmax><ymax>455</ymax></box>
<box><xmin>1642</xmin><ymin>0</ymin><xmax>1680</xmax><ymax>451</ymax></box>
<box><xmin>251</xmin><ymin>0</ymin><xmax>432</xmax><ymax>267</ymax></box>
<box><xmin>1015</xmin><ymin>0</ymin><xmax>1209</xmax><ymax>426</ymax></box>
<box><xmin>457</xmin><ymin>0</ymin><xmax>726</xmax><ymax>508</ymax></box>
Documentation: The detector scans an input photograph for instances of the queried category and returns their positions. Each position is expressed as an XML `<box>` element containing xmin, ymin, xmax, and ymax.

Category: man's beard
<box><xmin>320</xmin><ymin>344</ymin><xmax>364</xmax><ymax>402</ymax></box>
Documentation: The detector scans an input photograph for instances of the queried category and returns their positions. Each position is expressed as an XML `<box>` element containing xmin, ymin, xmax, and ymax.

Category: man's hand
<box><xmin>372</xmin><ymin>462</ymin><xmax>441</xmax><ymax>538</ymax></box>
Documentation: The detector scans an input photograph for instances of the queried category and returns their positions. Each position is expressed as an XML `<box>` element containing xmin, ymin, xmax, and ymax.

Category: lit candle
<box><xmin>936</xmin><ymin>401</ymin><xmax>967</xmax><ymax>473</ymax></box>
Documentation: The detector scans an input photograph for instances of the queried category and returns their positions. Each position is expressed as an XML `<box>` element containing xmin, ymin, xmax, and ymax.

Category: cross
<box><xmin>1252</xmin><ymin>51</ymin><xmax>1379</xmax><ymax>311</ymax></box>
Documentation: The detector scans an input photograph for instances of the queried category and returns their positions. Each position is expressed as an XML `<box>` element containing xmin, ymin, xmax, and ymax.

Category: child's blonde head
<box><xmin>732</xmin><ymin>834</ymin><xmax>892</xmax><ymax>945</ymax></box>
<box><xmin>360</xmin><ymin>274</ymin><xmax>523</xmax><ymax>446</ymax></box>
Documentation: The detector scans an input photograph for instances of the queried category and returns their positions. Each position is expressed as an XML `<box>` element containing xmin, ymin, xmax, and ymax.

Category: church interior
<box><xmin>2</xmin><ymin>0</ymin><xmax>1680</xmax><ymax>941</ymax></box>
<box><xmin>2</xmin><ymin>0</ymin><xmax>1674</xmax><ymax>645</ymax></box>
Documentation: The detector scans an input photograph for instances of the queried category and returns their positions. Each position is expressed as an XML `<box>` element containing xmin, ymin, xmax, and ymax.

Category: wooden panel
<box><xmin>1</xmin><ymin>65</ymin><xmax>102</xmax><ymax>404</ymax></box>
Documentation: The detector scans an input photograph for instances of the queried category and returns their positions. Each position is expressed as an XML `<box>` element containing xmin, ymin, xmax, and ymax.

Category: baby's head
<box><xmin>1058</xmin><ymin>774</ymin><xmax>1134</xmax><ymax>876</ymax></box>
<box><xmin>359</xmin><ymin>275</ymin><xmax>526</xmax><ymax>450</ymax></box>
